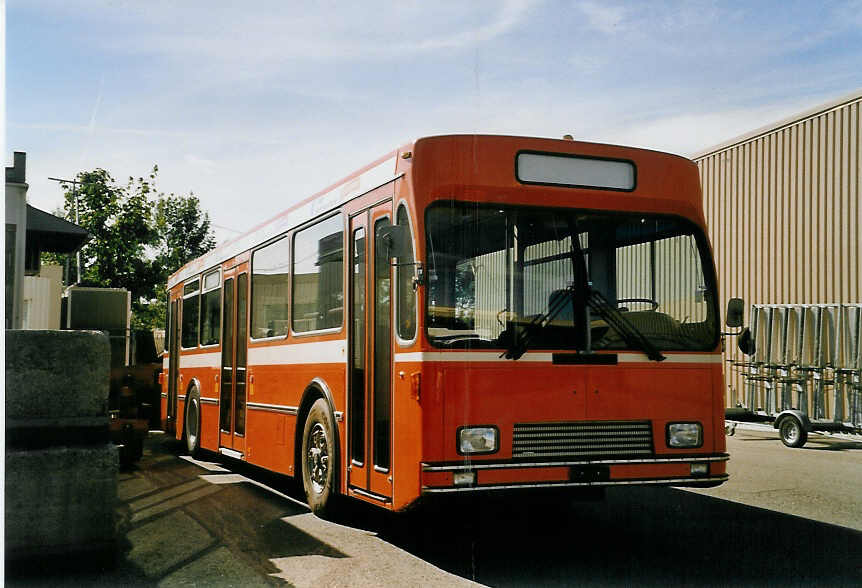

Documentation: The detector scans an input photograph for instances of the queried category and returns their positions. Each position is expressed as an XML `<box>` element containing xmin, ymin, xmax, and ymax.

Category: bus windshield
<box><xmin>425</xmin><ymin>202</ymin><xmax>718</xmax><ymax>353</ymax></box>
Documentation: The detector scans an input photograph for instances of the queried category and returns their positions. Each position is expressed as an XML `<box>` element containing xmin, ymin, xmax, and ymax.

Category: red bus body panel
<box><xmin>162</xmin><ymin>135</ymin><xmax>727</xmax><ymax>512</ymax></box>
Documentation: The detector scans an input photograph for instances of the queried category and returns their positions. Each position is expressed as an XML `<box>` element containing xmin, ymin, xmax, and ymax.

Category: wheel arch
<box><xmin>774</xmin><ymin>409</ymin><xmax>811</xmax><ymax>432</ymax></box>
<box><xmin>294</xmin><ymin>377</ymin><xmax>340</xmax><ymax>484</ymax></box>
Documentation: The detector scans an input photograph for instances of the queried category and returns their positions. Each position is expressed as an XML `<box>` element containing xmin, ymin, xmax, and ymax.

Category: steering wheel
<box><xmin>616</xmin><ymin>298</ymin><xmax>659</xmax><ymax>311</ymax></box>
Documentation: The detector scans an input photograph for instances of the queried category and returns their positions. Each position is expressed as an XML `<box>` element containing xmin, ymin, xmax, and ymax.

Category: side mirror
<box><xmin>725</xmin><ymin>297</ymin><xmax>745</xmax><ymax>328</ymax></box>
<box><xmin>737</xmin><ymin>327</ymin><xmax>755</xmax><ymax>355</ymax></box>
<box><xmin>377</xmin><ymin>225</ymin><xmax>411</xmax><ymax>261</ymax></box>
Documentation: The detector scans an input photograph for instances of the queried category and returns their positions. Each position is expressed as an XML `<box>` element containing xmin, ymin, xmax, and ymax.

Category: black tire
<box><xmin>119</xmin><ymin>443</ymin><xmax>135</xmax><ymax>467</ymax></box>
<box><xmin>185</xmin><ymin>393</ymin><xmax>201</xmax><ymax>457</ymax></box>
<box><xmin>301</xmin><ymin>398</ymin><xmax>338</xmax><ymax>517</ymax></box>
<box><xmin>131</xmin><ymin>437</ymin><xmax>144</xmax><ymax>461</ymax></box>
<box><xmin>779</xmin><ymin>416</ymin><xmax>808</xmax><ymax>448</ymax></box>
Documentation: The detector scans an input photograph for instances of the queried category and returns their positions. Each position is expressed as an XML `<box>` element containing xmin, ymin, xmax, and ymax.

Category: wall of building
<box><xmin>694</xmin><ymin>91</ymin><xmax>861</xmax><ymax>407</ymax></box>
<box><xmin>5</xmin><ymin>152</ymin><xmax>29</xmax><ymax>329</ymax></box>
<box><xmin>22</xmin><ymin>264</ymin><xmax>64</xmax><ymax>329</ymax></box>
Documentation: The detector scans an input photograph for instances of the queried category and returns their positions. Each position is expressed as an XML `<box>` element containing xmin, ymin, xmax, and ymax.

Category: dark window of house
<box><xmin>6</xmin><ymin>225</ymin><xmax>16</xmax><ymax>329</ymax></box>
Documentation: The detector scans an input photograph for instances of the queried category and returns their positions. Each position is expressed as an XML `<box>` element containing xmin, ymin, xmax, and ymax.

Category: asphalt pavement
<box><xmin>687</xmin><ymin>425</ymin><xmax>862</xmax><ymax>531</ymax></box>
<box><xmin>7</xmin><ymin>432</ymin><xmax>478</xmax><ymax>587</ymax></box>
<box><xmin>6</xmin><ymin>428</ymin><xmax>861</xmax><ymax>587</ymax></box>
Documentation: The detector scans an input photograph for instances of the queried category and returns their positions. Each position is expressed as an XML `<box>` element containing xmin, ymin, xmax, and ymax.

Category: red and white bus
<box><xmin>162</xmin><ymin>134</ymin><xmax>729</xmax><ymax>515</ymax></box>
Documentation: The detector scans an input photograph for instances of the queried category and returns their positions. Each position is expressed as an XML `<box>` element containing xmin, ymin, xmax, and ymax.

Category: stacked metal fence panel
<box><xmin>694</xmin><ymin>91</ymin><xmax>862</xmax><ymax>409</ymax></box>
<box><xmin>734</xmin><ymin>304</ymin><xmax>862</xmax><ymax>426</ymax></box>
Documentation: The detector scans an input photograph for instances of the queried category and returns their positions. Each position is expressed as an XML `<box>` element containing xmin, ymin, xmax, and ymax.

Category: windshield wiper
<box><xmin>586</xmin><ymin>288</ymin><xmax>665</xmax><ymax>362</ymax></box>
<box><xmin>437</xmin><ymin>333</ymin><xmax>490</xmax><ymax>346</ymax></box>
<box><xmin>503</xmin><ymin>216</ymin><xmax>589</xmax><ymax>360</ymax></box>
<box><xmin>500</xmin><ymin>289</ymin><xmax>573</xmax><ymax>360</ymax></box>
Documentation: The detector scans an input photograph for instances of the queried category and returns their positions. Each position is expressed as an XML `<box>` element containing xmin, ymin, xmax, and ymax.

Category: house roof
<box><xmin>26</xmin><ymin>205</ymin><xmax>89</xmax><ymax>253</ymax></box>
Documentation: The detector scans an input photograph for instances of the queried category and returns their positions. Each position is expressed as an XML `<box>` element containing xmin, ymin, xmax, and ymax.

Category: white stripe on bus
<box><xmin>247</xmin><ymin>340</ymin><xmax>346</xmax><ymax>366</ymax></box>
<box><xmin>179</xmin><ymin>352</ymin><xmax>221</xmax><ymax>369</ymax></box>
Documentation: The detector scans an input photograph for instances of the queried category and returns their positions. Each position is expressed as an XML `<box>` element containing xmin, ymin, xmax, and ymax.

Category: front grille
<box><xmin>512</xmin><ymin>420</ymin><xmax>654</xmax><ymax>459</ymax></box>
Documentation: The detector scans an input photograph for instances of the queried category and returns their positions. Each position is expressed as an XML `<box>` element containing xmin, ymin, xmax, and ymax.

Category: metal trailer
<box><xmin>727</xmin><ymin>303</ymin><xmax>862</xmax><ymax>447</ymax></box>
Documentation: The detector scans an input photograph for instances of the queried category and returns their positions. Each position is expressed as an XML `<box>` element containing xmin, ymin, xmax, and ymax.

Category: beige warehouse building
<box><xmin>693</xmin><ymin>90</ymin><xmax>861</xmax><ymax>411</ymax></box>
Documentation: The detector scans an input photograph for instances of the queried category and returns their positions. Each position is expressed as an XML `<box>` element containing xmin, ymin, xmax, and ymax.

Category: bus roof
<box><xmin>168</xmin><ymin>148</ymin><xmax>402</xmax><ymax>289</ymax></box>
<box><xmin>168</xmin><ymin>135</ymin><xmax>700</xmax><ymax>289</ymax></box>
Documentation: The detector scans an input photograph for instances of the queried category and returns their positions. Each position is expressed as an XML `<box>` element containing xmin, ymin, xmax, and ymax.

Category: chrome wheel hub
<box><xmin>188</xmin><ymin>400</ymin><xmax>199</xmax><ymax>446</ymax></box>
<box><xmin>783</xmin><ymin>421</ymin><xmax>799</xmax><ymax>444</ymax></box>
<box><xmin>307</xmin><ymin>423</ymin><xmax>329</xmax><ymax>494</ymax></box>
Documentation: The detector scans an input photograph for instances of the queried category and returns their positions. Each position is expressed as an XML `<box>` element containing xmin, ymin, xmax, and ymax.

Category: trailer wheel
<box><xmin>778</xmin><ymin>415</ymin><xmax>807</xmax><ymax>448</ymax></box>
<box><xmin>302</xmin><ymin>399</ymin><xmax>337</xmax><ymax>518</ymax></box>
<box><xmin>185</xmin><ymin>393</ymin><xmax>201</xmax><ymax>457</ymax></box>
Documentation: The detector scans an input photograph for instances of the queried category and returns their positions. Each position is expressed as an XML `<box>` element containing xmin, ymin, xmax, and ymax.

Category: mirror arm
<box><xmin>389</xmin><ymin>261</ymin><xmax>425</xmax><ymax>290</ymax></box>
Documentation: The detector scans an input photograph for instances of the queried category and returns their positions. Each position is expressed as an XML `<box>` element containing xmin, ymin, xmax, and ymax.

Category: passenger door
<box><xmin>347</xmin><ymin>202</ymin><xmax>394</xmax><ymax>503</ymax></box>
<box><xmin>219</xmin><ymin>263</ymin><xmax>249</xmax><ymax>455</ymax></box>
<box><xmin>167</xmin><ymin>297</ymin><xmax>180</xmax><ymax>434</ymax></box>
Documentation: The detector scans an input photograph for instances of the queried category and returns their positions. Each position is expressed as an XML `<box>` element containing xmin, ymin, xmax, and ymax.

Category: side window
<box><xmin>396</xmin><ymin>204</ymin><xmax>417</xmax><ymax>341</ymax></box>
<box><xmin>200</xmin><ymin>270</ymin><xmax>221</xmax><ymax>346</ymax></box>
<box><xmin>251</xmin><ymin>235</ymin><xmax>290</xmax><ymax>339</ymax></box>
<box><xmin>293</xmin><ymin>214</ymin><xmax>344</xmax><ymax>332</ymax></box>
<box><xmin>164</xmin><ymin>293</ymin><xmax>170</xmax><ymax>351</ymax></box>
<box><xmin>181</xmin><ymin>279</ymin><xmax>200</xmax><ymax>348</ymax></box>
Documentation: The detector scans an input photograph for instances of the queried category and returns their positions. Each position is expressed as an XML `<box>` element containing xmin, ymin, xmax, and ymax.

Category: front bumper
<box><xmin>421</xmin><ymin>454</ymin><xmax>729</xmax><ymax>493</ymax></box>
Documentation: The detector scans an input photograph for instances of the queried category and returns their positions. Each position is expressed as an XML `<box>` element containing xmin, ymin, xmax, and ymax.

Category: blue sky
<box><xmin>7</xmin><ymin>1</ymin><xmax>862</xmax><ymax>241</ymax></box>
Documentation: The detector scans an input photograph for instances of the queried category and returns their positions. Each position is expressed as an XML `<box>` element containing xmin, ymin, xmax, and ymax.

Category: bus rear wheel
<box><xmin>302</xmin><ymin>399</ymin><xmax>337</xmax><ymax>517</ymax></box>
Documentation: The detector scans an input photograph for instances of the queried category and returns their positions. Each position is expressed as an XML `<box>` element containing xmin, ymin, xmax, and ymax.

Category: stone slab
<box><xmin>5</xmin><ymin>329</ymin><xmax>110</xmax><ymax>419</ymax></box>
<box><xmin>5</xmin><ymin>444</ymin><xmax>119</xmax><ymax>558</ymax></box>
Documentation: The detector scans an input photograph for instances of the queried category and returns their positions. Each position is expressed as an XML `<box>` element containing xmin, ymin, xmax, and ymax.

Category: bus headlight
<box><xmin>667</xmin><ymin>422</ymin><xmax>703</xmax><ymax>448</ymax></box>
<box><xmin>458</xmin><ymin>426</ymin><xmax>499</xmax><ymax>455</ymax></box>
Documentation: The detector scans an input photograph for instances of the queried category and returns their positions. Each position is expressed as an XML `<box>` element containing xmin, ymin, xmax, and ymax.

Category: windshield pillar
<box><xmin>587</xmin><ymin>224</ymin><xmax>617</xmax><ymax>303</ymax></box>
<box><xmin>510</xmin><ymin>219</ymin><xmax>525</xmax><ymax>319</ymax></box>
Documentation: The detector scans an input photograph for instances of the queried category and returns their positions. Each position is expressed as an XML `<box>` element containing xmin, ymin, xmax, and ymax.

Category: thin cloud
<box><xmin>577</xmin><ymin>1</ymin><xmax>626</xmax><ymax>34</ymax></box>
<box><xmin>407</xmin><ymin>0</ymin><xmax>536</xmax><ymax>50</ymax></box>
<box><xmin>8</xmin><ymin>1</ymin><xmax>862</xmax><ymax>246</ymax></box>
<box><xmin>183</xmin><ymin>154</ymin><xmax>216</xmax><ymax>174</ymax></box>
<box><xmin>90</xmin><ymin>1</ymin><xmax>537</xmax><ymax>64</ymax></box>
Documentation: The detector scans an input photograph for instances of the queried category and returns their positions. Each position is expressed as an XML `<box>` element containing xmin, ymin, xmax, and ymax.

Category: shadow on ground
<box><xmin>365</xmin><ymin>487</ymin><xmax>862</xmax><ymax>587</ymax></box>
<box><xmin>9</xmin><ymin>434</ymin><xmax>859</xmax><ymax>587</ymax></box>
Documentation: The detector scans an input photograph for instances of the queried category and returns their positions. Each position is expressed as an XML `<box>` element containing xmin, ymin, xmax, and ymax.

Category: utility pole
<box><xmin>48</xmin><ymin>176</ymin><xmax>83</xmax><ymax>285</ymax></box>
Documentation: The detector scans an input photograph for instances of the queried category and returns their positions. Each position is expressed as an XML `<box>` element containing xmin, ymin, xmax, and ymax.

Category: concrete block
<box><xmin>5</xmin><ymin>444</ymin><xmax>119</xmax><ymax>560</ymax></box>
<box><xmin>5</xmin><ymin>330</ymin><xmax>110</xmax><ymax>419</ymax></box>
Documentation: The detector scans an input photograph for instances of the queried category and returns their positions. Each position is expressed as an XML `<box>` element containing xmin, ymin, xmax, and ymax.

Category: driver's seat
<box><xmin>547</xmin><ymin>290</ymin><xmax>574</xmax><ymax>326</ymax></box>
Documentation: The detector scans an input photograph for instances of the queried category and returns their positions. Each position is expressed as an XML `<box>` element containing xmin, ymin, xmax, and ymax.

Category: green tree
<box><xmin>154</xmin><ymin>193</ymin><xmax>216</xmax><ymax>283</ymax></box>
<box><xmin>52</xmin><ymin>165</ymin><xmax>216</xmax><ymax>329</ymax></box>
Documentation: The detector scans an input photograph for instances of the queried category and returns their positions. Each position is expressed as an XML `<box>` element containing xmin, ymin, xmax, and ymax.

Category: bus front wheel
<box><xmin>185</xmin><ymin>393</ymin><xmax>201</xmax><ymax>457</ymax></box>
<box><xmin>302</xmin><ymin>399</ymin><xmax>337</xmax><ymax>517</ymax></box>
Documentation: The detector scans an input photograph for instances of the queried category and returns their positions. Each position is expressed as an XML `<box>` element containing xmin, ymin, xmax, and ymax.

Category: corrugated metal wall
<box><xmin>695</xmin><ymin>92</ymin><xmax>862</xmax><ymax>408</ymax></box>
